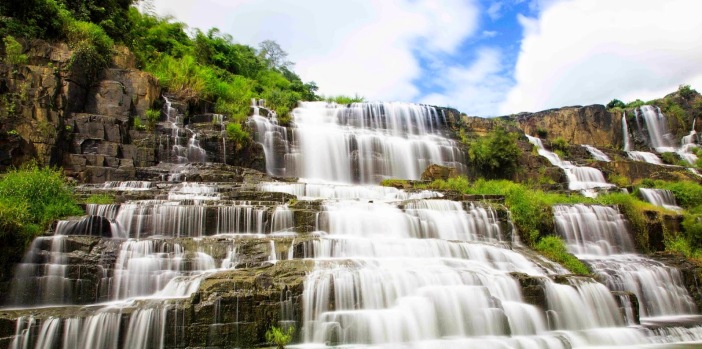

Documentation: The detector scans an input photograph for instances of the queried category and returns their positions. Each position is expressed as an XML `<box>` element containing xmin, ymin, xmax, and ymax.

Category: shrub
<box><xmin>606</xmin><ymin>99</ymin><xmax>626</xmax><ymax>109</ymax></box>
<box><xmin>682</xmin><ymin>214</ymin><xmax>702</xmax><ymax>250</ymax></box>
<box><xmin>265</xmin><ymin>326</ymin><xmax>294</xmax><ymax>349</ymax></box>
<box><xmin>323</xmin><ymin>94</ymin><xmax>365</xmax><ymax>104</ymax></box>
<box><xmin>0</xmin><ymin>163</ymin><xmax>82</xmax><ymax>243</ymax></box>
<box><xmin>678</xmin><ymin>84</ymin><xmax>697</xmax><ymax>100</ymax></box>
<box><xmin>66</xmin><ymin>20</ymin><xmax>114</xmax><ymax>82</ymax></box>
<box><xmin>550</xmin><ymin>137</ymin><xmax>569</xmax><ymax>155</ymax></box>
<box><xmin>467</xmin><ymin>127</ymin><xmax>521</xmax><ymax>178</ymax></box>
<box><xmin>146</xmin><ymin>109</ymin><xmax>161</xmax><ymax>130</ymax></box>
<box><xmin>535</xmin><ymin>236</ymin><xmax>590</xmax><ymax>275</ymax></box>
<box><xmin>226</xmin><ymin>122</ymin><xmax>248</xmax><ymax>149</ymax></box>
<box><xmin>2</xmin><ymin>35</ymin><xmax>28</xmax><ymax>65</ymax></box>
<box><xmin>626</xmin><ymin>99</ymin><xmax>646</xmax><ymax>109</ymax></box>
<box><xmin>659</xmin><ymin>152</ymin><xmax>681</xmax><ymax>165</ymax></box>
<box><xmin>652</xmin><ymin>180</ymin><xmax>702</xmax><ymax>209</ymax></box>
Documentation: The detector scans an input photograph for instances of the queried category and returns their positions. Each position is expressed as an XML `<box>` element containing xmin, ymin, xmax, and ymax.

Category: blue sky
<box><xmin>150</xmin><ymin>0</ymin><xmax>702</xmax><ymax>117</ymax></box>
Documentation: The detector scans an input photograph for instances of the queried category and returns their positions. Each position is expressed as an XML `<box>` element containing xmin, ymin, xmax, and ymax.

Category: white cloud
<box><xmin>487</xmin><ymin>2</ymin><xmax>504</xmax><ymax>20</ymax></box>
<box><xmin>482</xmin><ymin>30</ymin><xmax>498</xmax><ymax>38</ymax></box>
<box><xmin>501</xmin><ymin>0</ymin><xmax>702</xmax><ymax>114</ymax></box>
<box><xmin>420</xmin><ymin>48</ymin><xmax>512</xmax><ymax>116</ymax></box>
<box><xmin>150</xmin><ymin>0</ymin><xmax>479</xmax><ymax>102</ymax></box>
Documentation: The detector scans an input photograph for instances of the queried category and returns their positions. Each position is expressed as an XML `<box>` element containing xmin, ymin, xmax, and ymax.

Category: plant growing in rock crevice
<box><xmin>265</xmin><ymin>326</ymin><xmax>294</xmax><ymax>349</ymax></box>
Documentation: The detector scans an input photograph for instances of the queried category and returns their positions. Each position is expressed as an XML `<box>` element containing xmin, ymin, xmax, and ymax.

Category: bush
<box><xmin>66</xmin><ymin>20</ymin><xmax>114</xmax><ymax>82</ymax></box>
<box><xmin>467</xmin><ymin>127</ymin><xmax>521</xmax><ymax>178</ymax></box>
<box><xmin>145</xmin><ymin>108</ymin><xmax>160</xmax><ymax>130</ymax></box>
<box><xmin>226</xmin><ymin>122</ymin><xmax>248</xmax><ymax>149</ymax></box>
<box><xmin>536</xmin><ymin>128</ymin><xmax>548</xmax><ymax>138</ymax></box>
<box><xmin>535</xmin><ymin>236</ymin><xmax>590</xmax><ymax>275</ymax></box>
<box><xmin>651</xmin><ymin>180</ymin><xmax>702</xmax><ymax>209</ymax></box>
<box><xmin>265</xmin><ymin>326</ymin><xmax>294</xmax><ymax>349</ymax></box>
<box><xmin>606</xmin><ymin>99</ymin><xmax>626</xmax><ymax>109</ymax></box>
<box><xmin>626</xmin><ymin>99</ymin><xmax>646</xmax><ymax>109</ymax></box>
<box><xmin>659</xmin><ymin>152</ymin><xmax>682</xmax><ymax>166</ymax></box>
<box><xmin>682</xmin><ymin>214</ymin><xmax>702</xmax><ymax>249</ymax></box>
<box><xmin>550</xmin><ymin>137</ymin><xmax>569</xmax><ymax>155</ymax></box>
<box><xmin>679</xmin><ymin>84</ymin><xmax>697</xmax><ymax>100</ymax></box>
<box><xmin>0</xmin><ymin>163</ymin><xmax>82</xmax><ymax>243</ymax></box>
<box><xmin>2</xmin><ymin>35</ymin><xmax>28</xmax><ymax>65</ymax></box>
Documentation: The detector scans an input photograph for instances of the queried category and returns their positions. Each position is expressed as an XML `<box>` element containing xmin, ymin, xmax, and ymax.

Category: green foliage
<box><xmin>550</xmin><ymin>137</ymin><xmax>569</xmax><ymax>155</ymax></box>
<box><xmin>225</xmin><ymin>122</ymin><xmax>248</xmax><ymax>149</ymax></box>
<box><xmin>682</xmin><ymin>214</ymin><xmax>702</xmax><ymax>249</ymax></box>
<box><xmin>323</xmin><ymin>94</ymin><xmax>366</xmax><ymax>104</ymax></box>
<box><xmin>380</xmin><ymin>178</ymin><xmax>411</xmax><ymax>188</ymax></box>
<box><xmin>467</xmin><ymin>127</ymin><xmax>521</xmax><ymax>178</ymax></box>
<box><xmin>535</xmin><ymin>236</ymin><xmax>590</xmax><ymax>275</ymax></box>
<box><xmin>0</xmin><ymin>0</ymin><xmax>66</xmax><ymax>39</ymax></box>
<box><xmin>607</xmin><ymin>174</ymin><xmax>631</xmax><ymax>187</ymax></box>
<box><xmin>650</xmin><ymin>180</ymin><xmax>702</xmax><ymax>209</ymax></box>
<box><xmin>84</xmin><ymin>193</ymin><xmax>114</xmax><ymax>205</ymax></box>
<box><xmin>626</xmin><ymin>99</ymin><xmax>646</xmax><ymax>109</ymax></box>
<box><xmin>659</xmin><ymin>152</ymin><xmax>682</xmax><ymax>166</ymax></box>
<box><xmin>606</xmin><ymin>99</ymin><xmax>626</xmax><ymax>109</ymax></box>
<box><xmin>678</xmin><ymin>84</ymin><xmax>697</xmax><ymax>100</ymax></box>
<box><xmin>2</xmin><ymin>35</ymin><xmax>28</xmax><ymax>64</ymax></box>
<box><xmin>66</xmin><ymin>20</ymin><xmax>114</xmax><ymax>81</ymax></box>
<box><xmin>132</xmin><ymin>117</ymin><xmax>146</xmax><ymax>131</ymax></box>
<box><xmin>145</xmin><ymin>108</ymin><xmax>160</xmax><ymax>130</ymax></box>
<box><xmin>265</xmin><ymin>326</ymin><xmax>294</xmax><ymax>349</ymax></box>
<box><xmin>0</xmin><ymin>163</ymin><xmax>82</xmax><ymax>243</ymax></box>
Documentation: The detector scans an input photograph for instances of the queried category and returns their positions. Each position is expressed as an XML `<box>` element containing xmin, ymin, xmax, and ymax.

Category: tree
<box><xmin>606</xmin><ymin>99</ymin><xmax>625</xmax><ymax>109</ymax></box>
<box><xmin>467</xmin><ymin>127</ymin><xmax>521</xmax><ymax>178</ymax></box>
<box><xmin>258</xmin><ymin>40</ymin><xmax>293</xmax><ymax>70</ymax></box>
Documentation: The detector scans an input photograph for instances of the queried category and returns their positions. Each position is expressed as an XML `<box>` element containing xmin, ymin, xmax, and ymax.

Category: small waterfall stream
<box><xmin>526</xmin><ymin>135</ymin><xmax>613</xmax><ymax>196</ymax></box>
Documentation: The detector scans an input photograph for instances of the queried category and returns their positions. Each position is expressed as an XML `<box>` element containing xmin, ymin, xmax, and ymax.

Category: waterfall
<box><xmin>624</xmin><ymin>113</ymin><xmax>665</xmax><ymax>164</ymax></box>
<box><xmin>526</xmin><ymin>135</ymin><xmax>613</xmax><ymax>196</ymax></box>
<box><xmin>252</xmin><ymin>101</ymin><xmax>466</xmax><ymax>183</ymax></box>
<box><xmin>639</xmin><ymin>188</ymin><xmax>682</xmax><ymax>211</ymax></box>
<box><xmin>582</xmin><ymin>145</ymin><xmax>610</xmax><ymax>162</ymax></box>
<box><xmin>634</xmin><ymin>106</ymin><xmax>699</xmax><ymax>165</ymax></box>
<box><xmin>163</xmin><ymin>97</ymin><xmax>208</xmax><ymax>163</ymax></box>
<box><xmin>554</xmin><ymin>204</ymin><xmax>697</xmax><ymax>317</ymax></box>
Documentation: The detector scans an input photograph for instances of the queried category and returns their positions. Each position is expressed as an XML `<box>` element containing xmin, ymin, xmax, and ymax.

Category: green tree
<box><xmin>606</xmin><ymin>99</ymin><xmax>625</xmax><ymax>109</ymax></box>
<box><xmin>467</xmin><ymin>127</ymin><xmax>521</xmax><ymax>178</ymax></box>
<box><xmin>2</xmin><ymin>35</ymin><xmax>28</xmax><ymax>64</ymax></box>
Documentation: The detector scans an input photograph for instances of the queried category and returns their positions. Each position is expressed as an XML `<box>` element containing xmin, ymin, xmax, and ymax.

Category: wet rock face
<box><xmin>650</xmin><ymin>252</ymin><xmax>702</xmax><ymax>311</ymax></box>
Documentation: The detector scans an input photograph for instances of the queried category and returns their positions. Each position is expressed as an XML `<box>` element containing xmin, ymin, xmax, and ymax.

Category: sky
<box><xmin>149</xmin><ymin>0</ymin><xmax>702</xmax><ymax>117</ymax></box>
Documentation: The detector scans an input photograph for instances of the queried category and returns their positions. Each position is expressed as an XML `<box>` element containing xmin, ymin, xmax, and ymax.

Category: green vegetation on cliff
<box><xmin>0</xmin><ymin>163</ymin><xmax>82</xmax><ymax>242</ymax></box>
<box><xmin>466</xmin><ymin>127</ymin><xmax>521</xmax><ymax>179</ymax></box>
<box><xmin>0</xmin><ymin>0</ymin><xmax>319</xmax><ymax>130</ymax></box>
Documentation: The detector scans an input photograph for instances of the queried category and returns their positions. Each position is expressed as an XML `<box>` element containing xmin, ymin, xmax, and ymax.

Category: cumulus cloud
<box><xmin>420</xmin><ymin>48</ymin><xmax>513</xmax><ymax>116</ymax></box>
<box><xmin>500</xmin><ymin>0</ymin><xmax>702</xmax><ymax>114</ymax></box>
<box><xmin>150</xmin><ymin>0</ymin><xmax>479</xmax><ymax>102</ymax></box>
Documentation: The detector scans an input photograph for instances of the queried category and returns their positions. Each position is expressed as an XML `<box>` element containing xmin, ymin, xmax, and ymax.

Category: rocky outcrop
<box><xmin>512</xmin><ymin>105</ymin><xmax>622</xmax><ymax>149</ymax></box>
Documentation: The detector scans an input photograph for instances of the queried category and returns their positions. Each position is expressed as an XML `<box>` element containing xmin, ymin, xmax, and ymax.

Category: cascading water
<box><xmin>553</xmin><ymin>204</ymin><xmax>698</xmax><ymax>318</ymax></box>
<box><xmin>623</xmin><ymin>113</ymin><xmax>665</xmax><ymax>164</ymax></box>
<box><xmin>633</xmin><ymin>106</ymin><xmax>699</xmax><ymax>165</ymax></box>
<box><xmin>163</xmin><ymin>97</ymin><xmax>208</xmax><ymax>163</ymax></box>
<box><xmin>251</xmin><ymin>101</ymin><xmax>466</xmax><ymax>183</ymax></box>
<box><xmin>582</xmin><ymin>145</ymin><xmax>610</xmax><ymax>162</ymax></box>
<box><xmin>6</xmin><ymin>97</ymin><xmax>702</xmax><ymax>349</ymax></box>
<box><xmin>526</xmin><ymin>135</ymin><xmax>613</xmax><ymax>196</ymax></box>
<box><xmin>639</xmin><ymin>188</ymin><xmax>683</xmax><ymax>211</ymax></box>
